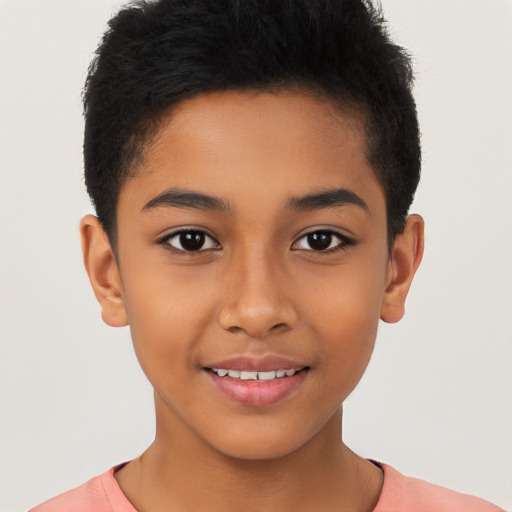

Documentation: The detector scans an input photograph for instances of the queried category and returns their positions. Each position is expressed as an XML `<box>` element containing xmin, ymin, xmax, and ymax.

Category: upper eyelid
<box><xmin>293</xmin><ymin>228</ymin><xmax>349</xmax><ymax>243</ymax></box>
<box><xmin>160</xmin><ymin>227</ymin><xmax>218</xmax><ymax>240</ymax></box>
<box><xmin>292</xmin><ymin>228</ymin><xmax>352</xmax><ymax>246</ymax></box>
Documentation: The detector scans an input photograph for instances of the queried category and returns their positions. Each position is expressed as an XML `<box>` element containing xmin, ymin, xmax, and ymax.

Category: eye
<box><xmin>293</xmin><ymin>230</ymin><xmax>351</xmax><ymax>252</ymax></box>
<box><xmin>161</xmin><ymin>229</ymin><xmax>220</xmax><ymax>252</ymax></box>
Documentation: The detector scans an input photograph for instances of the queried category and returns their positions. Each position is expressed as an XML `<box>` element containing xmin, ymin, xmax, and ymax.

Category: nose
<box><xmin>218</xmin><ymin>249</ymin><xmax>298</xmax><ymax>339</ymax></box>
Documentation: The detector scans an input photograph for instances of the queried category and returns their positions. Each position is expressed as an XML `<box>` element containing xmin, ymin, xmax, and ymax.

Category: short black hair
<box><xmin>83</xmin><ymin>0</ymin><xmax>420</xmax><ymax>246</ymax></box>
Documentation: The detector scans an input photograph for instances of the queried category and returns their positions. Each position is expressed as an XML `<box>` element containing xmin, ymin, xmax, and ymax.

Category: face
<box><xmin>110</xmin><ymin>90</ymin><xmax>394</xmax><ymax>459</ymax></box>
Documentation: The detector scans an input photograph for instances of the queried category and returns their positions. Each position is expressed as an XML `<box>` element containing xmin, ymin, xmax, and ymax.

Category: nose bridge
<box><xmin>219</xmin><ymin>243</ymin><xmax>296</xmax><ymax>338</ymax></box>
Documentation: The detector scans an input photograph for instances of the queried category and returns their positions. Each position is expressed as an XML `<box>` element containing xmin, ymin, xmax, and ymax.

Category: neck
<box><xmin>115</xmin><ymin>398</ymin><xmax>382</xmax><ymax>512</ymax></box>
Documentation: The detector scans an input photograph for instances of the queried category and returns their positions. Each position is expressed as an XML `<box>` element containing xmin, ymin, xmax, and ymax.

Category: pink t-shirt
<box><xmin>30</xmin><ymin>462</ymin><xmax>504</xmax><ymax>512</ymax></box>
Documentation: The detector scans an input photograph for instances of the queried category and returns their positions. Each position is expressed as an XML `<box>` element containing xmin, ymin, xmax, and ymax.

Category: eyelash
<box><xmin>159</xmin><ymin>229</ymin><xmax>221</xmax><ymax>254</ymax></box>
<box><xmin>292</xmin><ymin>230</ymin><xmax>354</xmax><ymax>254</ymax></box>
<box><xmin>158</xmin><ymin>228</ymin><xmax>353</xmax><ymax>255</ymax></box>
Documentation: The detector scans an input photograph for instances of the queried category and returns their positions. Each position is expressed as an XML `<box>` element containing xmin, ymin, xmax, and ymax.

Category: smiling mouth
<box><xmin>205</xmin><ymin>366</ymin><xmax>309</xmax><ymax>406</ymax></box>
<box><xmin>209</xmin><ymin>368</ymin><xmax>307</xmax><ymax>381</ymax></box>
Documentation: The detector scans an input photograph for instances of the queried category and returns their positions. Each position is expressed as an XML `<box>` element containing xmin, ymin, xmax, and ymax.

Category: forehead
<box><xmin>119</xmin><ymin>90</ymin><xmax>384</xmax><ymax>216</ymax></box>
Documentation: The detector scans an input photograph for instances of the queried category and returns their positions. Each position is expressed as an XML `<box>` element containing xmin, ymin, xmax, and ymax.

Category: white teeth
<box><xmin>240</xmin><ymin>371</ymin><xmax>258</xmax><ymax>380</ymax></box>
<box><xmin>212</xmin><ymin>368</ymin><xmax>301</xmax><ymax>381</ymax></box>
<box><xmin>258</xmin><ymin>371</ymin><xmax>276</xmax><ymax>381</ymax></box>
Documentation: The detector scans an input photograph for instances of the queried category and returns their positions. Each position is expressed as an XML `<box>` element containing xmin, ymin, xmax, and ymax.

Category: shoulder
<box><xmin>374</xmin><ymin>462</ymin><xmax>504</xmax><ymax>512</ymax></box>
<box><xmin>29</xmin><ymin>465</ymin><xmax>136</xmax><ymax>512</ymax></box>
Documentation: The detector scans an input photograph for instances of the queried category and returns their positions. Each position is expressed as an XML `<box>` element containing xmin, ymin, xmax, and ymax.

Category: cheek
<box><xmin>300</xmin><ymin>261</ymin><xmax>386</xmax><ymax>387</ymax></box>
<box><xmin>123</xmin><ymin>260</ymin><xmax>211</xmax><ymax>327</ymax></box>
<box><xmin>120</xmin><ymin>261</ymin><xmax>225</xmax><ymax>384</ymax></box>
<box><xmin>300</xmin><ymin>256</ymin><xmax>386</xmax><ymax>330</ymax></box>
<box><xmin>121</xmin><ymin>275</ymin><xmax>197</xmax><ymax>373</ymax></box>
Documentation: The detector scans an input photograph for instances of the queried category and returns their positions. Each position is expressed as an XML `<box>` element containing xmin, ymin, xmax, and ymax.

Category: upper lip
<box><xmin>203</xmin><ymin>354</ymin><xmax>308</xmax><ymax>372</ymax></box>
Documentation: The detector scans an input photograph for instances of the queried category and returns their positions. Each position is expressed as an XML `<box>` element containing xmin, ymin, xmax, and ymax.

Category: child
<box><xmin>29</xmin><ymin>0</ymin><xmax>505</xmax><ymax>510</ymax></box>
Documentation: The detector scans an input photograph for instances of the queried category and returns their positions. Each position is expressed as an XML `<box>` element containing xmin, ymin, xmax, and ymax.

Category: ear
<box><xmin>380</xmin><ymin>214</ymin><xmax>424</xmax><ymax>324</ymax></box>
<box><xmin>80</xmin><ymin>215</ymin><xmax>128</xmax><ymax>327</ymax></box>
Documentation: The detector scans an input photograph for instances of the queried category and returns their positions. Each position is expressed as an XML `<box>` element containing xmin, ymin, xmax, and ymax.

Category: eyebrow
<box><xmin>142</xmin><ymin>186</ymin><xmax>368</xmax><ymax>214</ymax></box>
<box><xmin>286</xmin><ymin>188</ymin><xmax>369</xmax><ymax>212</ymax></box>
<box><xmin>142</xmin><ymin>188</ymin><xmax>232</xmax><ymax>213</ymax></box>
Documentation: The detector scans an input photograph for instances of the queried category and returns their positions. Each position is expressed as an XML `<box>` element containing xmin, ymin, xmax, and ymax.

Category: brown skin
<box><xmin>81</xmin><ymin>90</ymin><xmax>424</xmax><ymax>512</ymax></box>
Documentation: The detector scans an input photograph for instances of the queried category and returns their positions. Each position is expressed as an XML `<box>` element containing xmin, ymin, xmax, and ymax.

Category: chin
<box><xmin>201</xmin><ymin>416</ymin><xmax>331</xmax><ymax>462</ymax></box>
<box><xmin>211</xmin><ymin>436</ymin><xmax>305</xmax><ymax>461</ymax></box>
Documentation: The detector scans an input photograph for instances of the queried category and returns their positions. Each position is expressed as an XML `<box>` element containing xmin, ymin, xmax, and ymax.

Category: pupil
<box><xmin>308</xmin><ymin>231</ymin><xmax>332</xmax><ymax>251</ymax></box>
<box><xmin>180</xmin><ymin>231</ymin><xmax>205</xmax><ymax>251</ymax></box>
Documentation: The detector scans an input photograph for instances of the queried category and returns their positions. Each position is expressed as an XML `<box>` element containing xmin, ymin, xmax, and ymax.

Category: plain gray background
<box><xmin>1</xmin><ymin>1</ymin><xmax>511</xmax><ymax>511</ymax></box>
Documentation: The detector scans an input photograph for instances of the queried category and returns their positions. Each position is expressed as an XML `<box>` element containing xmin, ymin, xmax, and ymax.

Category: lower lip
<box><xmin>206</xmin><ymin>370</ymin><xmax>308</xmax><ymax>407</ymax></box>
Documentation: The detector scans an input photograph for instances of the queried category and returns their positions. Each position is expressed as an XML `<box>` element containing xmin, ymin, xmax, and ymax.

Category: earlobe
<box><xmin>380</xmin><ymin>214</ymin><xmax>424</xmax><ymax>324</ymax></box>
<box><xmin>80</xmin><ymin>215</ymin><xmax>128</xmax><ymax>327</ymax></box>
